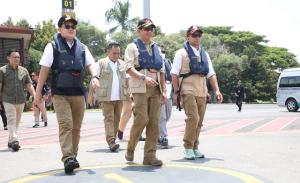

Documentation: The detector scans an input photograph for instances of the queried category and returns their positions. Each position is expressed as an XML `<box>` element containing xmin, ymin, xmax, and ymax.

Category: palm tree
<box><xmin>105</xmin><ymin>0</ymin><xmax>139</xmax><ymax>33</ymax></box>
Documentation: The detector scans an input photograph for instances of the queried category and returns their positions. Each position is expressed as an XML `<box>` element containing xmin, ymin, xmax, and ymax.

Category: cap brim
<box><xmin>64</xmin><ymin>18</ymin><xmax>77</xmax><ymax>25</ymax></box>
<box><xmin>138</xmin><ymin>23</ymin><xmax>156</xmax><ymax>29</ymax></box>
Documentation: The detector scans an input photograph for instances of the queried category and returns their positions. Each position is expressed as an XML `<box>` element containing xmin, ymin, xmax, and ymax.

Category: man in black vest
<box><xmin>234</xmin><ymin>80</ymin><xmax>245</xmax><ymax>112</ymax></box>
<box><xmin>34</xmin><ymin>15</ymin><xmax>99</xmax><ymax>174</ymax></box>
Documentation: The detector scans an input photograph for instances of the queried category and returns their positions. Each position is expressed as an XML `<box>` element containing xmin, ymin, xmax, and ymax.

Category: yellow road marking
<box><xmin>104</xmin><ymin>173</ymin><xmax>133</xmax><ymax>183</ymax></box>
<box><xmin>9</xmin><ymin>164</ymin><xmax>264</xmax><ymax>183</ymax></box>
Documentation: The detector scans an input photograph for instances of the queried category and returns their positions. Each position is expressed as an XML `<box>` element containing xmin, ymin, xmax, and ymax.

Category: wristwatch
<box><xmin>92</xmin><ymin>75</ymin><xmax>100</xmax><ymax>80</ymax></box>
<box><xmin>140</xmin><ymin>75</ymin><xmax>146</xmax><ymax>81</ymax></box>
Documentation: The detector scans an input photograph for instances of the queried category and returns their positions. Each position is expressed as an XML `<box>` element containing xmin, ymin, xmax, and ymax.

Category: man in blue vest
<box><xmin>171</xmin><ymin>25</ymin><xmax>223</xmax><ymax>160</ymax></box>
<box><xmin>34</xmin><ymin>15</ymin><xmax>99</xmax><ymax>174</ymax></box>
<box><xmin>123</xmin><ymin>18</ymin><xmax>167</xmax><ymax>166</ymax></box>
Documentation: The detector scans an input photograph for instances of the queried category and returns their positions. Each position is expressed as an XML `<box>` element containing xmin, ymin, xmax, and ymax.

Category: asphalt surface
<box><xmin>0</xmin><ymin>104</ymin><xmax>299</xmax><ymax>183</ymax></box>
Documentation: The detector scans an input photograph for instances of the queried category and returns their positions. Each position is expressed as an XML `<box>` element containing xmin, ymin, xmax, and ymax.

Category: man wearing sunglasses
<box><xmin>34</xmin><ymin>15</ymin><xmax>99</xmax><ymax>174</ymax></box>
<box><xmin>123</xmin><ymin>18</ymin><xmax>167</xmax><ymax>166</ymax></box>
<box><xmin>171</xmin><ymin>25</ymin><xmax>223</xmax><ymax>160</ymax></box>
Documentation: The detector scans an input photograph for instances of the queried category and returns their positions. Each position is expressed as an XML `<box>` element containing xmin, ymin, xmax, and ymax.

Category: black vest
<box><xmin>183</xmin><ymin>41</ymin><xmax>209</xmax><ymax>76</ymax></box>
<box><xmin>51</xmin><ymin>33</ymin><xmax>86</xmax><ymax>96</ymax></box>
<box><xmin>134</xmin><ymin>39</ymin><xmax>163</xmax><ymax>70</ymax></box>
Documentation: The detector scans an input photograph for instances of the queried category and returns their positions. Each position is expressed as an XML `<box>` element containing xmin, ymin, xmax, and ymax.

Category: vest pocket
<box><xmin>129</xmin><ymin>77</ymin><xmax>142</xmax><ymax>88</ymax></box>
<box><xmin>56</xmin><ymin>72</ymin><xmax>82</xmax><ymax>88</ymax></box>
<box><xmin>97</xmin><ymin>88</ymin><xmax>107</xmax><ymax>97</ymax></box>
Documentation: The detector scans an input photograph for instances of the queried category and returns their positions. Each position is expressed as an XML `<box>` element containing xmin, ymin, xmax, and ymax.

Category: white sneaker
<box><xmin>184</xmin><ymin>149</ymin><xmax>195</xmax><ymax>160</ymax></box>
<box><xmin>194</xmin><ymin>149</ymin><xmax>205</xmax><ymax>158</ymax></box>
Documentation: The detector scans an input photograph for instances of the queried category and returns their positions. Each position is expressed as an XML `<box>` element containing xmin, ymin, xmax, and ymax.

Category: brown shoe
<box><xmin>125</xmin><ymin>151</ymin><xmax>134</xmax><ymax>161</ymax></box>
<box><xmin>109</xmin><ymin>143</ymin><xmax>120</xmax><ymax>152</ymax></box>
<box><xmin>143</xmin><ymin>157</ymin><xmax>163</xmax><ymax>166</ymax></box>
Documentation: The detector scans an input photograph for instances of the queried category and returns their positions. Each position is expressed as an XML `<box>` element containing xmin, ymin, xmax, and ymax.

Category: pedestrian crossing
<box><xmin>1</xmin><ymin>116</ymin><xmax>299</xmax><ymax>148</ymax></box>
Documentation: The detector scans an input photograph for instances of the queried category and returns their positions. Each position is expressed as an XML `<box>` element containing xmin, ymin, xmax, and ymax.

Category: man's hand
<box><xmin>33</xmin><ymin>93</ymin><xmax>43</xmax><ymax>107</ymax></box>
<box><xmin>162</xmin><ymin>92</ymin><xmax>167</xmax><ymax>104</ymax></box>
<box><xmin>90</xmin><ymin>78</ymin><xmax>100</xmax><ymax>90</ymax></box>
<box><xmin>215</xmin><ymin>91</ymin><xmax>223</xmax><ymax>103</ymax></box>
<box><xmin>145</xmin><ymin>76</ymin><xmax>158</xmax><ymax>87</ymax></box>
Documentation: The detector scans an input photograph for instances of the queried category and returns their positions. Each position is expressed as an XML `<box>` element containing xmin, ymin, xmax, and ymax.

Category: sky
<box><xmin>0</xmin><ymin>0</ymin><xmax>299</xmax><ymax>61</ymax></box>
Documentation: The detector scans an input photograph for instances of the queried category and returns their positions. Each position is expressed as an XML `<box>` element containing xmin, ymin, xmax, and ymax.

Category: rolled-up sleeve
<box><xmin>124</xmin><ymin>43</ymin><xmax>138</xmax><ymax>71</ymax></box>
<box><xmin>205</xmin><ymin>52</ymin><xmax>216</xmax><ymax>78</ymax></box>
<box><xmin>84</xmin><ymin>46</ymin><xmax>96</xmax><ymax>66</ymax></box>
<box><xmin>39</xmin><ymin>43</ymin><xmax>54</xmax><ymax>67</ymax></box>
<box><xmin>170</xmin><ymin>51</ymin><xmax>182</xmax><ymax>76</ymax></box>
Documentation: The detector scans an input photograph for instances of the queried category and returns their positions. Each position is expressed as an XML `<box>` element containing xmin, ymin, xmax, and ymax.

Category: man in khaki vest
<box><xmin>123</xmin><ymin>18</ymin><xmax>167</xmax><ymax>166</ymax></box>
<box><xmin>90</xmin><ymin>42</ymin><xmax>129</xmax><ymax>152</ymax></box>
<box><xmin>171</xmin><ymin>25</ymin><xmax>223</xmax><ymax>160</ymax></box>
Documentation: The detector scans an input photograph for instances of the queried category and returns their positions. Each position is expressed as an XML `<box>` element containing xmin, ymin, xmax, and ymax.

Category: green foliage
<box><xmin>1</xmin><ymin>17</ymin><xmax>14</xmax><ymax>26</ymax></box>
<box><xmin>76</xmin><ymin>21</ymin><xmax>107</xmax><ymax>60</ymax></box>
<box><xmin>105</xmin><ymin>0</ymin><xmax>139</xmax><ymax>33</ymax></box>
<box><xmin>213</xmin><ymin>54</ymin><xmax>246</xmax><ymax>102</ymax></box>
<box><xmin>16</xmin><ymin>19</ymin><xmax>31</xmax><ymax>28</ymax></box>
<box><xmin>260</xmin><ymin>46</ymin><xmax>299</xmax><ymax>69</ymax></box>
<box><xmin>31</xmin><ymin>20</ymin><xmax>56</xmax><ymax>52</ymax></box>
<box><xmin>28</xmin><ymin>48</ymin><xmax>42</xmax><ymax>73</ymax></box>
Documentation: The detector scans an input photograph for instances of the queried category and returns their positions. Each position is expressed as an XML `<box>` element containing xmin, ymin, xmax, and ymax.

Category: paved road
<box><xmin>0</xmin><ymin>104</ymin><xmax>299</xmax><ymax>183</ymax></box>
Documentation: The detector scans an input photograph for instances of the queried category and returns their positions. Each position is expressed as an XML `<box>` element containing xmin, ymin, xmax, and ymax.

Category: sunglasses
<box><xmin>142</xmin><ymin>27</ymin><xmax>154</xmax><ymax>32</ymax></box>
<box><xmin>64</xmin><ymin>24</ymin><xmax>76</xmax><ymax>30</ymax></box>
<box><xmin>191</xmin><ymin>33</ymin><xmax>202</xmax><ymax>38</ymax></box>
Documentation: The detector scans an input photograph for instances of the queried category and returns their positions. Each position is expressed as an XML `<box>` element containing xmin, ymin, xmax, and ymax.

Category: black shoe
<box><xmin>64</xmin><ymin>157</ymin><xmax>76</xmax><ymax>174</ymax></box>
<box><xmin>11</xmin><ymin>141</ymin><xmax>20</xmax><ymax>151</ymax></box>
<box><xmin>139</xmin><ymin>136</ymin><xmax>146</xmax><ymax>141</ymax></box>
<box><xmin>8</xmin><ymin>142</ymin><xmax>12</xmax><ymax>148</ymax></box>
<box><xmin>159</xmin><ymin>138</ymin><xmax>168</xmax><ymax>149</ymax></box>
<box><xmin>4</xmin><ymin>126</ymin><xmax>8</xmax><ymax>130</ymax></box>
<box><xmin>32</xmin><ymin>124</ymin><xmax>39</xmax><ymax>128</ymax></box>
<box><xmin>44</xmin><ymin>122</ymin><xmax>48</xmax><ymax>127</ymax></box>
<box><xmin>74</xmin><ymin>158</ymin><xmax>80</xmax><ymax>169</ymax></box>
<box><xmin>117</xmin><ymin>130</ymin><xmax>123</xmax><ymax>140</ymax></box>
<box><xmin>109</xmin><ymin>143</ymin><xmax>120</xmax><ymax>152</ymax></box>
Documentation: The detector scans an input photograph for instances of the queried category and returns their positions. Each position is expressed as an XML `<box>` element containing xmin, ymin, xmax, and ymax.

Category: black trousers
<box><xmin>236</xmin><ymin>98</ymin><xmax>243</xmax><ymax>111</ymax></box>
<box><xmin>0</xmin><ymin>102</ymin><xmax>7</xmax><ymax>127</ymax></box>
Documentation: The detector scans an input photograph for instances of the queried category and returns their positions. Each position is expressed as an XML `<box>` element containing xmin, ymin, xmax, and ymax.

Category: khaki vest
<box><xmin>178</xmin><ymin>48</ymin><xmax>208</xmax><ymax>97</ymax></box>
<box><xmin>126</xmin><ymin>42</ymin><xmax>163</xmax><ymax>94</ymax></box>
<box><xmin>96</xmin><ymin>57</ymin><xmax>129</xmax><ymax>101</ymax></box>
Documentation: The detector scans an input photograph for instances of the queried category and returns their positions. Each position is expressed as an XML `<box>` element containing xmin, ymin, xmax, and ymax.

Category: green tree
<box><xmin>105</xmin><ymin>0</ymin><xmax>139</xmax><ymax>33</ymax></box>
<box><xmin>76</xmin><ymin>21</ymin><xmax>107</xmax><ymax>60</ymax></box>
<box><xmin>31</xmin><ymin>20</ymin><xmax>56</xmax><ymax>52</ymax></box>
<box><xmin>16</xmin><ymin>19</ymin><xmax>31</xmax><ymax>28</ymax></box>
<box><xmin>2</xmin><ymin>16</ymin><xmax>14</xmax><ymax>26</ymax></box>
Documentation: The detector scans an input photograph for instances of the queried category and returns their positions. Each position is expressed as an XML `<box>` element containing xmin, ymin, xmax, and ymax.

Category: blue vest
<box><xmin>164</xmin><ymin>58</ymin><xmax>172</xmax><ymax>82</ymax></box>
<box><xmin>134</xmin><ymin>39</ymin><xmax>163</xmax><ymax>70</ymax></box>
<box><xmin>51</xmin><ymin>33</ymin><xmax>86</xmax><ymax>96</ymax></box>
<box><xmin>183</xmin><ymin>41</ymin><xmax>209</xmax><ymax>76</ymax></box>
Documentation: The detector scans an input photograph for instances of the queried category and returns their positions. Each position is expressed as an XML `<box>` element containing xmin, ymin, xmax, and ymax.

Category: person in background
<box><xmin>0</xmin><ymin>101</ymin><xmax>8</xmax><ymax>130</ymax></box>
<box><xmin>234</xmin><ymin>80</ymin><xmax>245</xmax><ymax>112</ymax></box>
<box><xmin>31</xmin><ymin>72</ymin><xmax>48</xmax><ymax>128</ymax></box>
<box><xmin>0</xmin><ymin>49</ymin><xmax>35</xmax><ymax>151</ymax></box>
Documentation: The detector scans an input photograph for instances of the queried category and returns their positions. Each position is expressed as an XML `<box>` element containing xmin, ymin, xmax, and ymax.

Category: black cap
<box><xmin>137</xmin><ymin>18</ymin><xmax>156</xmax><ymax>29</ymax></box>
<box><xmin>186</xmin><ymin>25</ymin><xmax>203</xmax><ymax>36</ymax></box>
<box><xmin>58</xmin><ymin>15</ymin><xmax>77</xmax><ymax>27</ymax></box>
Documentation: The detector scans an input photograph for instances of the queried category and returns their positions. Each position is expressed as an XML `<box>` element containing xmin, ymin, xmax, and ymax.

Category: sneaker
<box><xmin>184</xmin><ymin>149</ymin><xmax>195</xmax><ymax>160</ymax></box>
<box><xmin>117</xmin><ymin>130</ymin><xmax>123</xmax><ymax>140</ymax></box>
<box><xmin>44</xmin><ymin>122</ymin><xmax>48</xmax><ymax>127</ymax></box>
<box><xmin>8</xmin><ymin>142</ymin><xmax>12</xmax><ymax>148</ymax></box>
<box><xmin>74</xmin><ymin>158</ymin><xmax>80</xmax><ymax>169</ymax></box>
<box><xmin>125</xmin><ymin>151</ymin><xmax>134</xmax><ymax>161</ymax></box>
<box><xmin>11</xmin><ymin>141</ymin><xmax>21</xmax><ymax>152</ymax></box>
<box><xmin>139</xmin><ymin>136</ymin><xmax>146</xmax><ymax>141</ymax></box>
<box><xmin>109</xmin><ymin>143</ymin><xmax>120</xmax><ymax>152</ymax></box>
<box><xmin>159</xmin><ymin>138</ymin><xmax>168</xmax><ymax>149</ymax></box>
<box><xmin>4</xmin><ymin>126</ymin><xmax>8</xmax><ymax>130</ymax></box>
<box><xmin>64</xmin><ymin>157</ymin><xmax>76</xmax><ymax>174</ymax></box>
<box><xmin>32</xmin><ymin>124</ymin><xmax>39</xmax><ymax>128</ymax></box>
<box><xmin>194</xmin><ymin>149</ymin><xmax>205</xmax><ymax>158</ymax></box>
<box><xmin>143</xmin><ymin>157</ymin><xmax>163</xmax><ymax>166</ymax></box>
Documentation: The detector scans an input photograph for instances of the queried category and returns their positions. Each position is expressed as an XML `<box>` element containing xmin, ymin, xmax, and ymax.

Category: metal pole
<box><xmin>143</xmin><ymin>0</ymin><xmax>150</xmax><ymax>18</ymax></box>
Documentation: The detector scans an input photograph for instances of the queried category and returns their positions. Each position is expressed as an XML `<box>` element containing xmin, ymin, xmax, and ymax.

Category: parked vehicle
<box><xmin>276</xmin><ymin>68</ymin><xmax>300</xmax><ymax>112</ymax></box>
